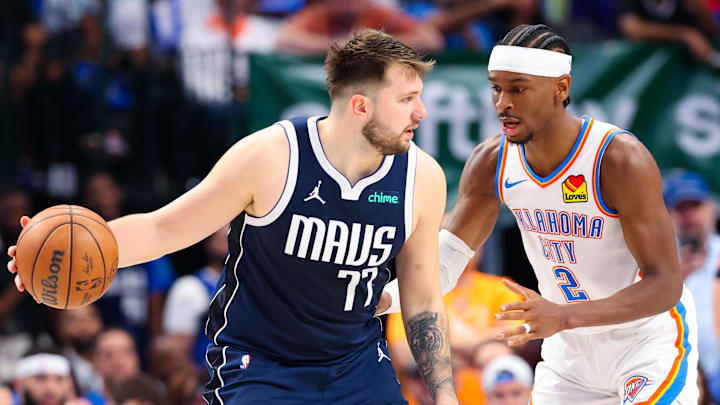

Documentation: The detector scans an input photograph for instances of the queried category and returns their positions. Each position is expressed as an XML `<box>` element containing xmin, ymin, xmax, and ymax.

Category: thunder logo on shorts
<box><xmin>623</xmin><ymin>376</ymin><xmax>653</xmax><ymax>403</ymax></box>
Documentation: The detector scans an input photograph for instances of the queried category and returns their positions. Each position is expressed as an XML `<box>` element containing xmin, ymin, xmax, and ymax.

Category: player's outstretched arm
<box><xmin>495</xmin><ymin>133</ymin><xmax>684</xmax><ymax>345</ymax></box>
<box><xmin>394</xmin><ymin>150</ymin><xmax>457</xmax><ymax>405</ymax></box>
<box><xmin>377</xmin><ymin>135</ymin><xmax>501</xmax><ymax>315</ymax></box>
<box><xmin>108</xmin><ymin>125</ymin><xmax>288</xmax><ymax>268</ymax></box>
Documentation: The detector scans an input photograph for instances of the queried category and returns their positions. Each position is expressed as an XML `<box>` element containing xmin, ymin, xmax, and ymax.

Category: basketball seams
<box><xmin>18</xmin><ymin>213</ymin><xmax>113</xmax><ymax>246</ymax></box>
<box><xmin>65</xmin><ymin>205</ymin><xmax>74</xmax><ymax>309</ymax></box>
<box><xmin>72</xmin><ymin>222</ymin><xmax>108</xmax><ymax>305</ymax></box>
<box><xmin>28</xmin><ymin>223</ymin><xmax>71</xmax><ymax>304</ymax></box>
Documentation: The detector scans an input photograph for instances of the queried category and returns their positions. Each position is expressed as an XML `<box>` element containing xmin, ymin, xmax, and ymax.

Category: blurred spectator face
<box><xmin>670</xmin><ymin>200</ymin><xmax>715</xmax><ymax>240</ymax></box>
<box><xmin>664</xmin><ymin>171</ymin><xmax>716</xmax><ymax>241</ymax></box>
<box><xmin>487</xmin><ymin>380</ymin><xmax>530</xmax><ymax>405</ymax></box>
<box><xmin>94</xmin><ymin>329</ymin><xmax>140</xmax><ymax>385</ymax></box>
<box><xmin>17</xmin><ymin>373</ymin><xmax>74</xmax><ymax>405</ymax></box>
<box><xmin>473</xmin><ymin>340</ymin><xmax>514</xmax><ymax>371</ymax></box>
<box><xmin>361</xmin><ymin>63</ymin><xmax>427</xmax><ymax>155</ymax></box>
<box><xmin>83</xmin><ymin>173</ymin><xmax>124</xmax><ymax>220</ymax></box>
<box><xmin>14</xmin><ymin>351</ymin><xmax>75</xmax><ymax>405</ymax></box>
<box><xmin>56</xmin><ymin>304</ymin><xmax>103</xmax><ymax>356</ymax></box>
<box><xmin>482</xmin><ymin>355</ymin><xmax>533</xmax><ymax>405</ymax></box>
<box><xmin>148</xmin><ymin>334</ymin><xmax>192</xmax><ymax>383</ymax></box>
<box><xmin>0</xmin><ymin>190</ymin><xmax>31</xmax><ymax>234</ymax></box>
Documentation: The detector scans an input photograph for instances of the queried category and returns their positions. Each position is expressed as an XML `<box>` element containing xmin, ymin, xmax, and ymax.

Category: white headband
<box><xmin>488</xmin><ymin>45</ymin><xmax>571</xmax><ymax>77</ymax></box>
<box><xmin>15</xmin><ymin>354</ymin><xmax>70</xmax><ymax>379</ymax></box>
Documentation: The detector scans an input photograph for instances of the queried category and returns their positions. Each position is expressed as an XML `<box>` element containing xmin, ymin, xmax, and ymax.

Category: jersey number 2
<box><xmin>338</xmin><ymin>268</ymin><xmax>378</xmax><ymax>311</ymax></box>
<box><xmin>553</xmin><ymin>266</ymin><xmax>589</xmax><ymax>302</ymax></box>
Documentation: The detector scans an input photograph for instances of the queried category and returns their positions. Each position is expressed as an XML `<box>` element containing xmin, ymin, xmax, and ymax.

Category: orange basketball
<box><xmin>15</xmin><ymin>205</ymin><xmax>119</xmax><ymax>309</ymax></box>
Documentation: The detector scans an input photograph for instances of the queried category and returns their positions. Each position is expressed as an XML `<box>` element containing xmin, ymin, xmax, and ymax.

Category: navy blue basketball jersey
<box><xmin>205</xmin><ymin>116</ymin><xmax>417</xmax><ymax>364</ymax></box>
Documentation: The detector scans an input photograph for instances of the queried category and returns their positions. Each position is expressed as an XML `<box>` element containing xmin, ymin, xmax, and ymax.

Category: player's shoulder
<box><xmin>457</xmin><ymin>133</ymin><xmax>503</xmax><ymax>194</ymax></box>
<box><xmin>225</xmin><ymin>123</ymin><xmax>289</xmax><ymax>169</ymax></box>
<box><xmin>467</xmin><ymin>133</ymin><xmax>503</xmax><ymax>173</ymax></box>
<box><xmin>598</xmin><ymin>124</ymin><xmax>655</xmax><ymax>174</ymax></box>
<box><xmin>414</xmin><ymin>145</ymin><xmax>445</xmax><ymax>185</ymax></box>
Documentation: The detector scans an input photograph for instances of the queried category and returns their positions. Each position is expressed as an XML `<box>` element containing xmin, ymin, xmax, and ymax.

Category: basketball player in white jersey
<box><xmin>380</xmin><ymin>24</ymin><xmax>699</xmax><ymax>404</ymax></box>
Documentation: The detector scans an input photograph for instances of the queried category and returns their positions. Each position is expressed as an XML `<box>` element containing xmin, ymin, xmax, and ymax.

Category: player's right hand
<box><xmin>6</xmin><ymin>216</ymin><xmax>36</xmax><ymax>300</ymax></box>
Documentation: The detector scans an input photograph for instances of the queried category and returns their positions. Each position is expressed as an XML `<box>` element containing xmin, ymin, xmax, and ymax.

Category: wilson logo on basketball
<box><xmin>623</xmin><ymin>376</ymin><xmax>649</xmax><ymax>403</ymax></box>
<box><xmin>562</xmin><ymin>175</ymin><xmax>588</xmax><ymax>203</ymax></box>
<box><xmin>41</xmin><ymin>250</ymin><xmax>65</xmax><ymax>306</ymax></box>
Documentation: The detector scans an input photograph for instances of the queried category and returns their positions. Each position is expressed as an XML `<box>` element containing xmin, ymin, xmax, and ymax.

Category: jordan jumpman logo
<box><xmin>377</xmin><ymin>342</ymin><xmax>391</xmax><ymax>363</ymax></box>
<box><xmin>304</xmin><ymin>180</ymin><xmax>326</xmax><ymax>205</ymax></box>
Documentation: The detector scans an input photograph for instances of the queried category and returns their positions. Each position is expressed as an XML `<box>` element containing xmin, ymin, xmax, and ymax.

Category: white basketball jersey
<box><xmin>496</xmin><ymin>116</ymin><xmax>652</xmax><ymax>334</ymax></box>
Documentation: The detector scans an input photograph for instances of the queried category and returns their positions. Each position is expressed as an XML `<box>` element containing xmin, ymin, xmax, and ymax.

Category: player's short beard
<box><xmin>362</xmin><ymin>115</ymin><xmax>409</xmax><ymax>155</ymax></box>
<box><xmin>507</xmin><ymin>131</ymin><xmax>535</xmax><ymax>145</ymax></box>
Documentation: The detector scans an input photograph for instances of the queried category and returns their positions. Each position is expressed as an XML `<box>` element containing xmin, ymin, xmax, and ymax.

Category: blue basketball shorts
<box><xmin>203</xmin><ymin>338</ymin><xmax>408</xmax><ymax>405</ymax></box>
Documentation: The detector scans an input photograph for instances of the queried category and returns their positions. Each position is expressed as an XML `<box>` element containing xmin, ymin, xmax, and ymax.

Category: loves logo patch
<box><xmin>562</xmin><ymin>175</ymin><xmax>588</xmax><ymax>203</ymax></box>
<box><xmin>623</xmin><ymin>376</ymin><xmax>652</xmax><ymax>403</ymax></box>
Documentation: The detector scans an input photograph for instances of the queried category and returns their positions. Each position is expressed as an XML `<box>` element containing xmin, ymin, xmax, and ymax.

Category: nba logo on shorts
<box><xmin>623</xmin><ymin>376</ymin><xmax>650</xmax><ymax>403</ymax></box>
<box><xmin>240</xmin><ymin>354</ymin><xmax>252</xmax><ymax>370</ymax></box>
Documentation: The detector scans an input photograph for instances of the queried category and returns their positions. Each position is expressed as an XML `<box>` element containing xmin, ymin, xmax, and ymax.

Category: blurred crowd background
<box><xmin>1</xmin><ymin>0</ymin><xmax>720</xmax><ymax>404</ymax></box>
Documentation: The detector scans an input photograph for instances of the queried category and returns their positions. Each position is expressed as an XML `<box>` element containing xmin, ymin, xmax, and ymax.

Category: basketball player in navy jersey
<box><xmin>380</xmin><ymin>25</ymin><xmax>699</xmax><ymax>404</ymax></box>
<box><xmin>8</xmin><ymin>29</ymin><xmax>458</xmax><ymax>404</ymax></box>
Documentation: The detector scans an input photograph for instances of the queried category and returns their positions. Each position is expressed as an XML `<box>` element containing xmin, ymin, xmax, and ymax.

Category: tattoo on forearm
<box><xmin>406</xmin><ymin>311</ymin><xmax>456</xmax><ymax>401</ymax></box>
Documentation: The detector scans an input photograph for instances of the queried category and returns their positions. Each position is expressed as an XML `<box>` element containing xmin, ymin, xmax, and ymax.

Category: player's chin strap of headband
<box><xmin>488</xmin><ymin>45</ymin><xmax>572</xmax><ymax>77</ymax></box>
<box><xmin>15</xmin><ymin>354</ymin><xmax>70</xmax><ymax>379</ymax></box>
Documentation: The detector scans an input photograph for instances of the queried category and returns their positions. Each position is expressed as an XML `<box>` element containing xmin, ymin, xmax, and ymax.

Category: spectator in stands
<box><xmin>618</xmin><ymin>0</ymin><xmax>719</xmax><ymax>64</ymax></box>
<box><xmin>664</xmin><ymin>170</ymin><xmax>720</xmax><ymax>403</ymax></box>
<box><xmin>84</xmin><ymin>172</ymin><xmax>177</xmax><ymax>358</ymax></box>
<box><xmin>12</xmin><ymin>346</ymin><xmax>85</xmax><ymax>405</ymax></box>
<box><xmin>402</xmin><ymin>0</ymin><xmax>539</xmax><ymax>51</ymax></box>
<box><xmin>276</xmin><ymin>0</ymin><xmax>444</xmax><ymax>55</ymax></box>
<box><xmin>164</xmin><ymin>365</ymin><xmax>206</xmax><ymax>405</ymax></box>
<box><xmin>472</xmin><ymin>339</ymin><xmax>515</xmax><ymax>372</ymax></box>
<box><xmin>108</xmin><ymin>374</ymin><xmax>166</xmax><ymax>405</ymax></box>
<box><xmin>163</xmin><ymin>225</ymin><xmax>228</xmax><ymax>366</ymax></box>
<box><xmin>0</xmin><ymin>189</ymin><xmax>56</xmax><ymax>385</ymax></box>
<box><xmin>0</xmin><ymin>189</ymin><xmax>39</xmax><ymax>337</ymax></box>
<box><xmin>147</xmin><ymin>334</ymin><xmax>194</xmax><ymax>385</ymax></box>
<box><xmin>54</xmin><ymin>305</ymin><xmax>105</xmax><ymax>397</ymax></box>
<box><xmin>482</xmin><ymin>355</ymin><xmax>533</xmax><ymax>405</ymax></box>
<box><xmin>94</xmin><ymin>329</ymin><xmax>141</xmax><ymax>391</ymax></box>
<box><xmin>152</xmin><ymin>0</ymin><xmax>281</xmax><ymax>104</ymax></box>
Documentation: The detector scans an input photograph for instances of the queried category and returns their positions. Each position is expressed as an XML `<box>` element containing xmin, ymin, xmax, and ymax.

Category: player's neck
<box><xmin>522</xmin><ymin>111</ymin><xmax>583</xmax><ymax>178</ymax></box>
<box><xmin>317</xmin><ymin>115</ymin><xmax>386</xmax><ymax>186</ymax></box>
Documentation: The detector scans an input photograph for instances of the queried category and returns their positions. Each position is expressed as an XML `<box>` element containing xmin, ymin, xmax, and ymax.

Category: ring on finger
<box><xmin>521</xmin><ymin>323</ymin><xmax>531</xmax><ymax>334</ymax></box>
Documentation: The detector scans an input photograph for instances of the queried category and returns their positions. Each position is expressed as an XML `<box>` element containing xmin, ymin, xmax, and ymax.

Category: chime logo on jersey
<box><xmin>562</xmin><ymin>174</ymin><xmax>588</xmax><ymax>203</ymax></box>
<box><xmin>623</xmin><ymin>376</ymin><xmax>650</xmax><ymax>403</ymax></box>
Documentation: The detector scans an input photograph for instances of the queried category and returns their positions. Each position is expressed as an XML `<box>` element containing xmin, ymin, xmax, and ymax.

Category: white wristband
<box><xmin>377</xmin><ymin>230</ymin><xmax>474</xmax><ymax>316</ymax></box>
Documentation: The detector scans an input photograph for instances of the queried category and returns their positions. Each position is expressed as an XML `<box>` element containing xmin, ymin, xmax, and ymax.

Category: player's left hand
<box><xmin>494</xmin><ymin>279</ymin><xmax>570</xmax><ymax>346</ymax></box>
<box><xmin>375</xmin><ymin>291</ymin><xmax>392</xmax><ymax>315</ymax></box>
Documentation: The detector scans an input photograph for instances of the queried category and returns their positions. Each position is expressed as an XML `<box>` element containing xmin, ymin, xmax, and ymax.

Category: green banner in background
<box><xmin>249</xmin><ymin>42</ymin><xmax>720</xmax><ymax>203</ymax></box>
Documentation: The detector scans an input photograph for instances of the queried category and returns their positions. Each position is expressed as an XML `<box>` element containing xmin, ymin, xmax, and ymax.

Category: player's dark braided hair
<box><xmin>498</xmin><ymin>24</ymin><xmax>572</xmax><ymax>107</ymax></box>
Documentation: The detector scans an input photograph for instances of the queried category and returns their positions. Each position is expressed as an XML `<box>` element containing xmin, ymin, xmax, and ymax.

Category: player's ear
<box><xmin>555</xmin><ymin>74</ymin><xmax>571</xmax><ymax>106</ymax></box>
<box><xmin>349</xmin><ymin>93</ymin><xmax>371</xmax><ymax>121</ymax></box>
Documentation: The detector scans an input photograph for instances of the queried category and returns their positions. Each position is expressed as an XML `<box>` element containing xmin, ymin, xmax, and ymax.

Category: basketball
<box><xmin>15</xmin><ymin>205</ymin><xmax>119</xmax><ymax>309</ymax></box>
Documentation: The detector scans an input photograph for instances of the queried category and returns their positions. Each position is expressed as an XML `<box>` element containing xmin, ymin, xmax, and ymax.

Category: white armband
<box><xmin>377</xmin><ymin>229</ymin><xmax>474</xmax><ymax>315</ymax></box>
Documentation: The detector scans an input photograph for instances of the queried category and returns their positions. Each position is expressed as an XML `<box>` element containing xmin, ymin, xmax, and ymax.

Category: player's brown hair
<box><xmin>324</xmin><ymin>29</ymin><xmax>435</xmax><ymax>101</ymax></box>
